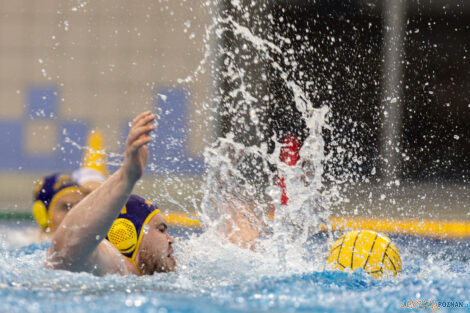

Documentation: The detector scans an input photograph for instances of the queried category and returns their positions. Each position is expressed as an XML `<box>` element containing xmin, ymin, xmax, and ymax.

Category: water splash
<box><xmin>175</xmin><ymin>0</ymin><xmax>340</xmax><ymax>277</ymax></box>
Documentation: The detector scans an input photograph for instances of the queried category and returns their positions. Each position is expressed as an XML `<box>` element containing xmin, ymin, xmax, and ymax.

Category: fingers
<box><xmin>130</xmin><ymin>135</ymin><xmax>153</xmax><ymax>151</ymax></box>
<box><xmin>131</xmin><ymin>111</ymin><xmax>153</xmax><ymax>128</ymax></box>
<box><xmin>126</xmin><ymin>112</ymin><xmax>156</xmax><ymax>147</ymax></box>
<box><xmin>134</xmin><ymin>112</ymin><xmax>156</xmax><ymax>129</ymax></box>
<box><xmin>127</xmin><ymin>123</ymin><xmax>156</xmax><ymax>147</ymax></box>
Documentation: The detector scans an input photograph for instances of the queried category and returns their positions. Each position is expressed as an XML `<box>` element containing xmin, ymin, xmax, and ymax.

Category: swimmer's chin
<box><xmin>140</xmin><ymin>258</ymin><xmax>176</xmax><ymax>275</ymax></box>
<box><xmin>158</xmin><ymin>255</ymin><xmax>177</xmax><ymax>273</ymax></box>
<box><xmin>167</xmin><ymin>256</ymin><xmax>177</xmax><ymax>272</ymax></box>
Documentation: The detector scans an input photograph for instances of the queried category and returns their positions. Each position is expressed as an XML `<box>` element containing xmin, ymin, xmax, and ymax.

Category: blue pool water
<box><xmin>1</xmin><ymin>221</ymin><xmax>470</xmax><ymax>313</ymax></box>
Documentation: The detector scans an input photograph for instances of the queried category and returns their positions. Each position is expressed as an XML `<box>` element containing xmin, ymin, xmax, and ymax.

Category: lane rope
<box><xmin>162</xmin><ymin>213</ymin><xmax>470</xmax><ymax>239</ymax></box>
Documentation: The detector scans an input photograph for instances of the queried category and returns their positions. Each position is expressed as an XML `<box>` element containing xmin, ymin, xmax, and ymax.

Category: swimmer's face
<box><xmin>50</xmin><ymin>191</ymin><xmax>85</xmax><ymax>232</ymax></box>
<box><xmin>137</xmin><ymin>214</ymin><xmax>175</xmax><ymax>274</ymax></box>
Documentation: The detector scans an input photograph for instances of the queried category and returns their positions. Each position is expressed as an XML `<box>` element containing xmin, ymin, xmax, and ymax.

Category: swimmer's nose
<box><xmin>168</xmin><ymin>233</ymin><xmax>175</xmax><ymax>244</ymax></box>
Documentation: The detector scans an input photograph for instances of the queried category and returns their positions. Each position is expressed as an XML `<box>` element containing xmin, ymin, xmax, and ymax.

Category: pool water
<box><xmin>1</xmin><ymin>221</ymin><xmax>470</xmax><ymax>313</ymax></box>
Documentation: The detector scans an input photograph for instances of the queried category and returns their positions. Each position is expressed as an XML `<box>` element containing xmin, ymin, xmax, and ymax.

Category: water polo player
<box><xmin>32</xmin><ymin>130</ymin><xmax>108</xmax><ymax>235</ymax></box>
<box><xmin>46</xmin><ymin>112</ymin><xmax>176</xmax><ymax>275</ymax></box>
<box><xmin>33</xmin><ymin>173</ymin><xmax>85</xmax><ymax>233</ymax></box>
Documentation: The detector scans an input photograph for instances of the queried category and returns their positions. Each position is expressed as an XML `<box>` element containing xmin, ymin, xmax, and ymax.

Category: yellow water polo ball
<box><xmin>326</xmin><ymin>230</ymin><xmax>402</xmax><ymax>278</ymax></box>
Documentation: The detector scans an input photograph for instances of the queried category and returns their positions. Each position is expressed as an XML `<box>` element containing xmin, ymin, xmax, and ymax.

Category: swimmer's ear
<box><xmin>107</xmin><ymin>218</ymin><xmax>138</xmax><ymax>254</ymax></box>
<box><xmin>32</xmin><ymin>201</ymin><xmax>49</xmax><ymax>229</ymax></box>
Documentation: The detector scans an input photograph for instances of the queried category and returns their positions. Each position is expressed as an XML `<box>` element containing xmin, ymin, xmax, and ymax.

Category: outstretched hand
<box><xmin>122</xmin><ymin>111</ymin><xmax>156</xmax><ymax>183</ymax></box>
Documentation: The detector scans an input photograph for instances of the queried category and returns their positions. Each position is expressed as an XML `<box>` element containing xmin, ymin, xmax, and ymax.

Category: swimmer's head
<box><xmin>107</xmin><ymin>195</ymin><xmax>175</xmax><ymax>275</ymax></box>
<box><xmin>33</xmin><ymin>173</ymin><xmax>85</xmax><ymax>232</ymax></box>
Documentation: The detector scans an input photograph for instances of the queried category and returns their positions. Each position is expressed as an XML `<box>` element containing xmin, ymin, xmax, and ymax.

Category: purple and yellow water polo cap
<box><xmin>32</xmin><ymin>173</ymin><xmax>82</xmax><ymax>230</ymax></box>
<box><xmin>106</xmin><ymin>194</ymin><xmax>160</xmax><ymax>272</ymax></box>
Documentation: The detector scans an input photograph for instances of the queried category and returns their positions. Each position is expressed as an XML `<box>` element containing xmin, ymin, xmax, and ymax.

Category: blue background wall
<box><xmin>0</xmin><ymin>86</ymin><xmax>204</xmax><ymax>175</ymax></box>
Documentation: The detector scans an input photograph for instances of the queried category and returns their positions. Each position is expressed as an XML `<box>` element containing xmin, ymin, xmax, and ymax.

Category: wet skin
<box><xmin>136</xmin><ymin>213</ymin><xmax>176</xmax><ymax>274</ymax></box>
<box><xmin>50</xmin><ymin>191</ymin><xmax>85</xmax><ymax>232</ymax></box>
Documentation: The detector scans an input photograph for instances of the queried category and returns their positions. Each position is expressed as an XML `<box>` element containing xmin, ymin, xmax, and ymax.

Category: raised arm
<box><xmin>46</xmin><ymin>112</ymin><xmax>156</xmax><ymax>273</ymax></box>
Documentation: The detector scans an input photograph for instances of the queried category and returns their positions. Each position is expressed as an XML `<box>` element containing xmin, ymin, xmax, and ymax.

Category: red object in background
<box><xmin>275</xmin><ymin>134</ymin><xmax>301</xmax><ymax>205</ymax></box>
<box><xmin>275</xmin><ymin>176</ymin><xmax>289</xmax><ymax>205</ymax></box>
<box><xmin>279</xmin><ymin>135</ymin><xmax>301</xmax><ymax>166</ymax></box>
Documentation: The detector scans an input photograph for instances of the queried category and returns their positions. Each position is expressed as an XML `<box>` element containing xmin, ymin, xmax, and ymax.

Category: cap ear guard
<box><xmin>32</xmin><ymin>200</ymin><xmax>49</xmax><ymax>230</ymax></box>
<box><xmin>107</xmin><ymin>218</ymin><xmax>138</xmax><ymax>254</ymax></box>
